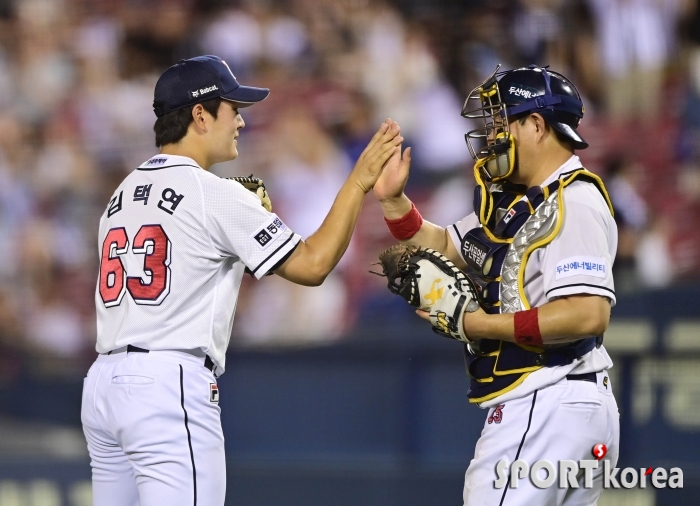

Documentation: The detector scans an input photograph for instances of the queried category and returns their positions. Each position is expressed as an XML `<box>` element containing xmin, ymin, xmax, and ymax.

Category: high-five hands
<box><xmin>372</xmin><ymin>130</ymin><xmax>411</xmax><ymax>203</ymax></box>
<box><xmin>352</xmin><ymin>119</ymin><xmax>404</xmax><ymax>194</ymax></box>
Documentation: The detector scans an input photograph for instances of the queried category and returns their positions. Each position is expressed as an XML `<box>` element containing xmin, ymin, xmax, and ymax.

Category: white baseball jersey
<box><xmin>95</xmin><ymin>154</ymin><xmax>301</xmax><ymax>372</ymax></box>
<box><xmin>448</xmin><ymin>155</ymin><xmax>618</xmax><ymax>408</ymax></box>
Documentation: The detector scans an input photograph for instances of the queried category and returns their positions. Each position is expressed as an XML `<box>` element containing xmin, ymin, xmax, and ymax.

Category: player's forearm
<box><xmin>379</xmin><ymin>193</ymin><xmax>413</xmax><ymax>219</ymax></box>
<box><xmin>464</xmin><ymin>295</ymin><xmax>611</xmax><ymax>344</ymax></box>
<box><xmin>380</xmin><ymin>195</ymin><xmax>450</xmax><ymax>253</ymax></box>
<box><xmin>300</xmin><ymin>179</ymin><xmax>366</xmax><ymax>283</ymax></box>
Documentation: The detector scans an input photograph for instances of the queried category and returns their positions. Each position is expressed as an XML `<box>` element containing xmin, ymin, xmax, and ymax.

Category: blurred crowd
<box><xmin>0</xmin><ymin>0</ymin><xmax>699</xmax><ymax>375</ymax></box>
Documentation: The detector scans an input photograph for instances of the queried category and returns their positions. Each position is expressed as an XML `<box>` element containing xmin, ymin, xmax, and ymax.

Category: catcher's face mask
<box><xmin>462</xmin><ymin>65</ymin><xmax>516</xmax><ymax>183</ymax></box>
<box><xmin>463</xmin><ymin>65</ymin><xmax>588</xmax><ymax>184</ymax></box>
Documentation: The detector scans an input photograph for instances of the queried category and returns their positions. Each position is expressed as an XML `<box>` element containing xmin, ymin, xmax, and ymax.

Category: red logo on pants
<box><xmin>488</xmin><ymin>404</ymin><xmax>505</xmax><ymax>424</ymax></box>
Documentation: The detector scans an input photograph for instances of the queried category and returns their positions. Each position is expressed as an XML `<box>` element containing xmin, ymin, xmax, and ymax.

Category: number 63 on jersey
<box><xmin>99</xmin><ymin>225</ymin><xmax>171</xmax><ymax>307</ymax></box>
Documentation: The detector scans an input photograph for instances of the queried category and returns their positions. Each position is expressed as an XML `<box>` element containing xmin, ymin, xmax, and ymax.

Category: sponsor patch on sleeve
<box><xmin>555</xmin><ymin>256</ymin><xmax>607</xmax><ymax>280</ymax></box>
<box><xmin>251</xmin><ymin>214</ymin><xmax>288</xmax><ymax>249</ymax></box>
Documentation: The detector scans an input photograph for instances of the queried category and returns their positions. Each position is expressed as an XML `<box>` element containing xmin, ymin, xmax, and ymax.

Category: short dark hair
<box><xmin>153</xmin><ymin>97</ymin><xmax>222</xmax><ymax>147</ymax></box>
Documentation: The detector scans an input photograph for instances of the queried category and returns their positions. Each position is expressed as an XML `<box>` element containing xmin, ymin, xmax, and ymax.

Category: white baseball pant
<box><xmin>463</xmin><ymin>370</ymin><xmax>620</xmax><ymax>506</ymax></box>
<box><xmin>81</xmin><ymin>348</ymin><xmax>225</xmax><ymax>506</ymax></box>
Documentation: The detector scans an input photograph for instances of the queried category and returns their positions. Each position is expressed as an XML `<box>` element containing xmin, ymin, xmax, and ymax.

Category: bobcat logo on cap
<box><xmin>190</xmin><ymin>85</ymin><xmax>219</xmax><ymax>99</ymax></box>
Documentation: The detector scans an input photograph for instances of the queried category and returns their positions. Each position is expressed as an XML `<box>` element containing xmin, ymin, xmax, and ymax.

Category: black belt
<box><xmin>119</xmin><ymin>345</ymin><xmax>215</xmax><ymax>372</ymax></box>
<box><xmin>566</xmin><ymin>372</ymin><xmax>597</xmax><ymax>383</ymax></box>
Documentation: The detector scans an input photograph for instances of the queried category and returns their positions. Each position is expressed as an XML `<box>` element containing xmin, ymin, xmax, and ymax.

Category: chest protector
<box><xmin>460</xmin><ymin>168</ymin><xmax>614</xmax><ymax>404</ymax></box>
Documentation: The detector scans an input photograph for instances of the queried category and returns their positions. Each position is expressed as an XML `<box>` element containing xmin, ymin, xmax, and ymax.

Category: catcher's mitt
<box><xmin>374</xmin><ymin>245</ymin><xmax>480</xmax><ymax>342</ymax></box>
<box><xmin>229</xmin><ymin>175</ymin><xmax>272</xmax><ymax>212</ymax></box>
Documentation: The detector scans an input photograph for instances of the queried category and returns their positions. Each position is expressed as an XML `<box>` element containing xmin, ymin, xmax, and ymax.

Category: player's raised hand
<box><xmin>372</xmin><ymin>140</ymin><xmax>411</xmax><ymax>203</ymax></box>
<box><xmin>351</xmin><ymin>119</ymin><xmax>403</xmax><ymax>193</ymax></box>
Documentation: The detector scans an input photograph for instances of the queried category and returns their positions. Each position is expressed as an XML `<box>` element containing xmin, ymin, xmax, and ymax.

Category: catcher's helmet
<box><xmin>462</xmin><ymin>65</ymin><xmax>586</xmax><ymax>182</ymax></box>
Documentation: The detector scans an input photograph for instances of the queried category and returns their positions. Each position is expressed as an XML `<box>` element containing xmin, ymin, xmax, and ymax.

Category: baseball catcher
<box><xmin>372</xmin><ymin>64</ymin><xmax>619</xmax><ymax>506</ymax></box>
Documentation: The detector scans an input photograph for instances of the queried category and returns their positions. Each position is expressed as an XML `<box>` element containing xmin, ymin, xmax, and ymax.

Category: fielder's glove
<box><xmin>374</xmin><ymin>245</ymin><xmax>480</xmax><ymax>342</ymax></box>
<box><xmin>228</xmin><ymin>175</ymin><xmax>272</xmax><ymax>212</ymax></box>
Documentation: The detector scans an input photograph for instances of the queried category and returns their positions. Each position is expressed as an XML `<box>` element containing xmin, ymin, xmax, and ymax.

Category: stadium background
<box><xmin>0</xmin><ymin>0</ymin><xmax>699</xmax><ymax>504</ymax></box>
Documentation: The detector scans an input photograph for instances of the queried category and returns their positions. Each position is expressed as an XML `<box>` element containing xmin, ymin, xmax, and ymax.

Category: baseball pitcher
<box><xmin>81</xmin><ymin>55</ymin><xmax>403</xmax><ymax>506</ymax></box>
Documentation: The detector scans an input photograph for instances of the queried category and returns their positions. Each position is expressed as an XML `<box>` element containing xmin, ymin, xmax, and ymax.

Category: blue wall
<box><xmin>1</xmin><ymin>286</ymin><xmax>700</xmax><ymax>505</ymax></box>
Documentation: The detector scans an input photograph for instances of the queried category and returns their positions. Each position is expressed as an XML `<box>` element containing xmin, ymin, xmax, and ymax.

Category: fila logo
<box><xmin>503</xmin><ymin>208</ymin><xmax>517</xmax><ymax>223</ymax></box>
<box><xmin>210</xmin><ymin>383</ymin><xmax>219</xmax><ymax>403</ymax></box>
<box><xmin>190</xmin><ymin>85</ymin><xmax>219</xmax><ymax>98</ymax></box>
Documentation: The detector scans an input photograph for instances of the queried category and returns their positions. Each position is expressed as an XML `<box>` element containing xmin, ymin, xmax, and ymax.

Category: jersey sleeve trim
<box><xmin>268</xmin><ymin>241</ymin><xmax>300</xmax><ymax>273</ymax></box>
<box><xmin>250</xmin><ymin>233</ymin><xmax>301</xmax><ymax>279</ymax></box>
<box><xmin>452</xmin><ymin>223</ymin><xmax>464</xmax><ymax>242</ymax></box>
<box><xmin>448</xmin><ymin>224</ymin><xmax>466</xmax><ymax>264</ymax></box>
<box><xmin>545</xmin><ymin>283</ymin><xmax>616</xmax><ymax>304</ymax></box>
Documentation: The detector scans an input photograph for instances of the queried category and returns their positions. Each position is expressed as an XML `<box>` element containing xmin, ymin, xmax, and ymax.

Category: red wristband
<box><xmin>514</xmin><ymin>307</ymin><xmax>542</xmax><ymax>346</ymax></box>
<box><xmin>384</xmin><ymin>202</ymin><xmax>423</xmax><ymax>240</ymax></box>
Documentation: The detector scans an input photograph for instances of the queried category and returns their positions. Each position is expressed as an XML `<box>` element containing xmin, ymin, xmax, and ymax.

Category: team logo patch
<box><xmin>488</xmin><ymin>404</ymin><xmax>505</xmax><ymax>424</ymax></box>
<box><xmin>603</xmin><ymin>376</ymin><xmax>609</xmax><ymax>389</ymax></box>
<box><xmin>251</xmin><ymin>215</ymin><xmax>287</xmax><ymax>250</ymax></box>
<box><xmin>424</xmin><ymin>279</ymin><xmax>444</xmax><ymax>306</ymax></box>
<box><xmin>555</xmin><ymin>256</ymin><xmax>607</xmax><ymax>280</ymax></box>
<box><xmin>254</xmin><ymin>229</ymin><xmax>272</xmax><ymax>247</ymax></box>
<box><xmin>210</xmin><ymin>383</ymin><xmax>219</xmax><ymax>403</ymax></box>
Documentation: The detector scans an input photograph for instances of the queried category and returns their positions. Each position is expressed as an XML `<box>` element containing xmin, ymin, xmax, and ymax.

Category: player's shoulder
<box><xmin>560</xmin><ymin>173</ymin><xmax>612</xmax><ymax>218</ymax></box>
<box><xmin>196</xmin><ymin>169</ymin><xmax>255</xmax><ymax>196</ymax></box>
<box><xmin>197</xmin><ymin>171</ymin><xmax>268</xmax><ymax>216</ymax></box>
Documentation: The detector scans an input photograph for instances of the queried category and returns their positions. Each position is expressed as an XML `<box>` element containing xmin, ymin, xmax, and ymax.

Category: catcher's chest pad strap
<box><xmin>462</xmin><ymin>169</ymin><xmax>611</xmax><ymax>310</ymax></box>
<box><xmin>472</xmin><ymin>168</ymin><xmax>612</xmax><ymax>231</ymax></box>
<box><xmin>461</xmin><ymin>170</ymin><xmax>612</xmax><ymax>403</ymax></box>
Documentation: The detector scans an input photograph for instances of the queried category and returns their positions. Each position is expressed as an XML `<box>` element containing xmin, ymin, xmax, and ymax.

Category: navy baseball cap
<box><xmin>153</xmin><ymin>55</ymin><xmax>270</xmax><ymax>117</ymax></box>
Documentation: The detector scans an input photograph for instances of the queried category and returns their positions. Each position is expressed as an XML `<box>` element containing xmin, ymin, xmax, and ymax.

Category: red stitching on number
<box><xmin>99</xmin><ymin>228</ymin><xmax>129</xmax><ymax>306</ymax></box>
<box><xmin>99</xmin><ymin>225</ymin><xmax>172</xmax><ymax>307</ymax></box>
<box><xmin>127</xmin><ymin>224</ymin><xmax>171</xmax><ymax>304</ymax></box>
